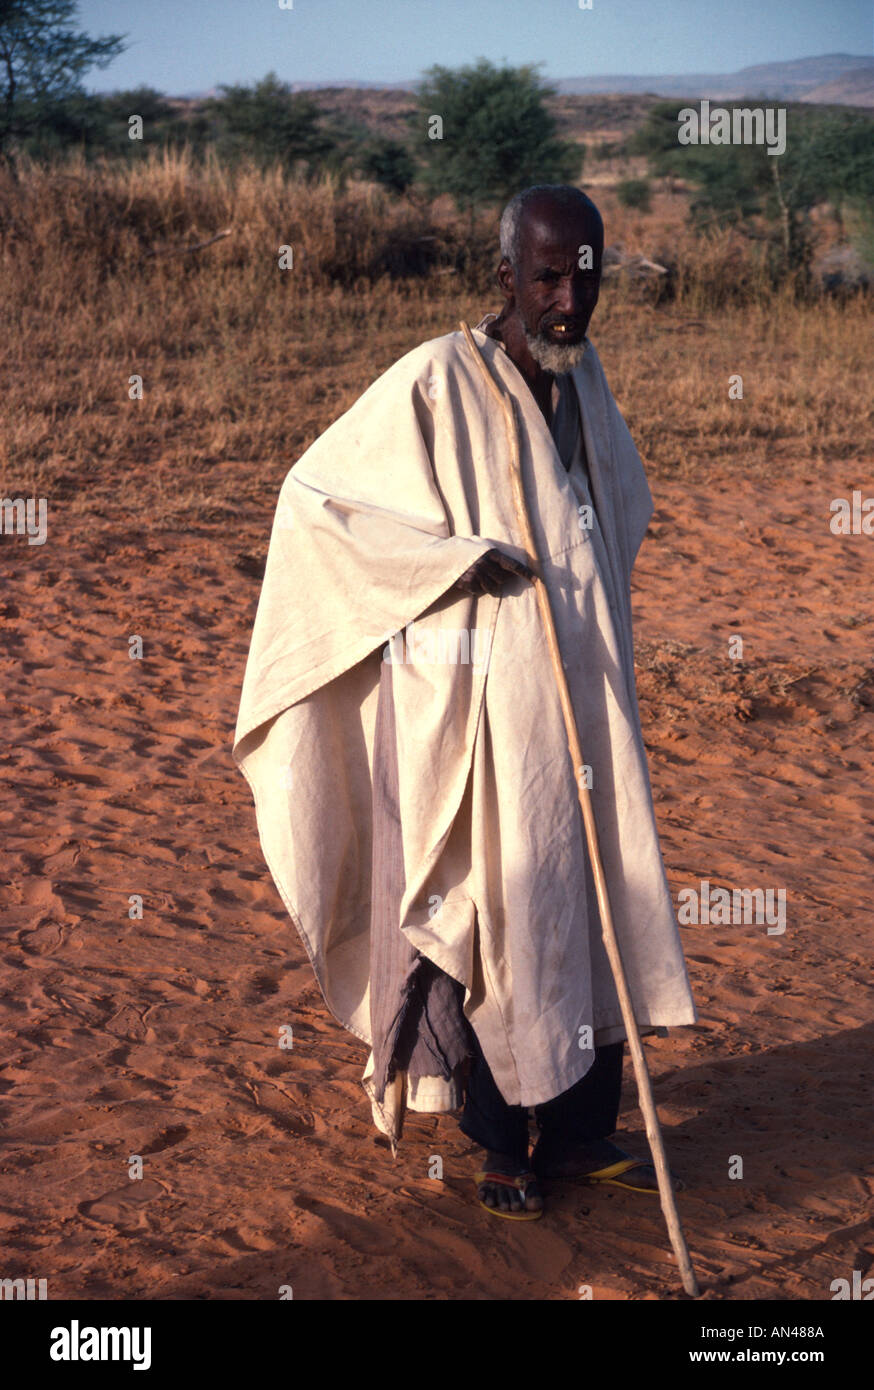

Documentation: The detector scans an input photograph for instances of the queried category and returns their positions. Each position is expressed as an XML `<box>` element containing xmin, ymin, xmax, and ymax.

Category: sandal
<box><xmin>473</xmin><ymin>1169</ymin><xmax>544</xmax><ymax>1221</ymax></box>
<box><xmin>578</xmin><ymin>1157</ymin><xmax>685</xmax><ymax>1194</ymax></box>
<box><xmin>533</xmin><ymin>1140</ymin><xmax>685</xmax><ymax>1194</ymax></box>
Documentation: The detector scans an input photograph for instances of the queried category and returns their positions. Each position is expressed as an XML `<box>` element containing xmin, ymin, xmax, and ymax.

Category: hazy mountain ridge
<box><xmin>555</xmin><ymin>52</ymin><xmax>874</xmax><ymax>104</ymax></box>
<box><xmin>256</xmin><ymin>54</ymin><xmax>874</xmax><ymax>107</ymax></box>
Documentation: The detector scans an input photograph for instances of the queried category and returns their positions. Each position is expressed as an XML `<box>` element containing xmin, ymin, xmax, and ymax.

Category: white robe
<box><xmin>233</xmin><ymin>324</ymin><xmax>697</xmax><ymax>1129</ymax></box>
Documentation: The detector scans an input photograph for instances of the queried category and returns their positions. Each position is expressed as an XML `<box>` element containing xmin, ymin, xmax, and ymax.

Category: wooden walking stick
<box><xmin>459</xmin><ymin>320</ymin><xmax>700</xmax><ymax>1298</ymax></box>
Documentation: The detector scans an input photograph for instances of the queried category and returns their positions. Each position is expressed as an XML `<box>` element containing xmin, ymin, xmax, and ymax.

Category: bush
<box><xmin>357</xmin><ymin>138</ymin><xmax>416</xmax><ymax>194</ymax></box>
<box><xmin>616</xmin><ymin>178</ymin><xmax>651</xmax><ymax>212</ymax></box>
<box><xmin>414</xmin><ymin>58</ymin><xmax>580</xmax><ymax>212</ymax></box>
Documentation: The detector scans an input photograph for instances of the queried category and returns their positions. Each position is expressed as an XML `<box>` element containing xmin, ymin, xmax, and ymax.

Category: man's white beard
<box><xmin>524</xmin><ymin>329</ymin><xmax>588</xmax><ymax>375</ymax></box>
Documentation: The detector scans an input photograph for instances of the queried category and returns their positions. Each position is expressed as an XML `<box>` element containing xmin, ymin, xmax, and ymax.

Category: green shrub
<box><xmin>616</xmin><ymin>177</ymin><xmax>651</xmax><ymax>211</ymax></box>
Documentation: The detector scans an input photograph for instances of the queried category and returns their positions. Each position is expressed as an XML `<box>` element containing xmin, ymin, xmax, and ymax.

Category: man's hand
<box><xmin>454</xmin><ymin>547</ymin><xmax>534</xmax><ymax>597</ymax></box>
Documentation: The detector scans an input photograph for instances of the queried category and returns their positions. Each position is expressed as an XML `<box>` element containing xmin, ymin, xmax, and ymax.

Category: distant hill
<box><xmin>161</xmin><ymin>53</ymin><xmax>874</xmax><ymax>163</ymax></box>
<box><xmin>164</xmin><ymin>79</ymin><xmax>871</xmax><ymax>159</ymax></box>
<box><xmin>290</xmin><ymin>87</ymin><xmax>661</xmax><ymax>146</ymax></box>
<box><xmin>555</xmin><ymin>53</ymin><xmax>874</xmax><ymax>103</ymax></box>
<box><xmin>264</xmin><ymin>54</ymin><xmax>873</xmax><ymax>108</ymax></box>
<box><xmin>800</xmin><ymin>66</ymin><xmax>874</xmax><ymax>108</ymax></box>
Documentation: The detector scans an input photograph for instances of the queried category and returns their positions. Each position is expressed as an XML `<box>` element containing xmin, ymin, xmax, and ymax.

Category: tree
<box><xmin>357</xmin><ymin>135</ymin><xmax>415</xmax><ymax>194</ymax></box>
<box><xmin>206</xmin><ymin>72</ymin><xmax>335</xmax><ymax>171</ymax></box>
<box><xmin>0</xmin><ymin>0</ymin><xmax>125</xmax><ymax>158</ymax></box>
<box><xmin>629</xmin><ymin>99</ymin><xmax>874</xmax><ymax>279</ymax></box>
<box><xmin>414</xmin><ymin>59</ymin><xmax>580</xmax><ymax>214</ymax></box>
<box><xmin>16</xmin><ymin>86</ymin><xmax>178</xmax><ymax>159</ymax></box>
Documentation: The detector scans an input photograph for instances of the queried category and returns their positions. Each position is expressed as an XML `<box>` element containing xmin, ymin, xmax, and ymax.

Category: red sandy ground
<box><xmin>1</xmin><ymin>463</ymin><xmax>872</xmax><ymax>1300</ymax></box>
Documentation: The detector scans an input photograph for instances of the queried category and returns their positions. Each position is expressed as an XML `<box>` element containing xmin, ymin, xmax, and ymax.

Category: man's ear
<box><xmin>496</xmin><ymin>256</ymin><xmax>515</xmax><ymax>302</ymax></box>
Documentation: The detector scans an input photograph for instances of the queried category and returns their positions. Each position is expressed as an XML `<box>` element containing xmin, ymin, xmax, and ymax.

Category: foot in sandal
<box><xmin>474</xmin><ymin>1150</ymin><xmax>544</xmax><ymax>1220</ymax></box>
<box><xmin>532</xmin><ymin>1136</ymin><xmax>683</xmax><ymax>1192</ymax></box>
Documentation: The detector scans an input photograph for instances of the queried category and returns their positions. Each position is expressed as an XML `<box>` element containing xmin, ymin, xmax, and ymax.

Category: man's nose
<box><xmin>555</xmin><ymin>277</ymin><xmax>591</xmax><ymax>315</ymax></box>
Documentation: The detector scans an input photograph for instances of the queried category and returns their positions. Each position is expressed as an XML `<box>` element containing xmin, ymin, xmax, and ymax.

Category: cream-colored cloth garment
<box><xmin>233</xmin><ymin>320</ymin><xmax>697</xmax><ymax>1141</ymax></box>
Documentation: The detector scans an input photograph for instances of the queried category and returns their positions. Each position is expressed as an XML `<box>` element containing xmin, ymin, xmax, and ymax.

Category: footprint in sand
<box><xmin>78</xmin><ymin>1177</ymin><xmax>170</xmax><ymax>1230</ymax></box>
<box><xmin>250</xmin><ymin>968</ymin><xmax>281</xmax><ymax>999</ymax></box>
<box><xmin>140</xmin><ymin>1124</ymin><xmax>190</xmax><ymax>1155</ymax></box>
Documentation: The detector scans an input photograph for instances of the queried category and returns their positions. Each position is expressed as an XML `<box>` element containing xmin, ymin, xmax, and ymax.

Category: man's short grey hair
<box><xmin>499</xmin><ymin>185</ymin><xmax>603</xmax><ymax>269</ymax></box>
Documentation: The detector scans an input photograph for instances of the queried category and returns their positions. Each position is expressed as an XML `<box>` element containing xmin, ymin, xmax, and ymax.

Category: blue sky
<box><xmin>79</xmin><ymin>0</ymin><xmax>872</xmax><ymax>94</ymax></box>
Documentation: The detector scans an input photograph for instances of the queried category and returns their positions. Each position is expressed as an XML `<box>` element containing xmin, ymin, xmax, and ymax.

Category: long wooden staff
<box><xmin>460</xmin><ymin>320</ymin><xmax>699</xmax><ymax>1298</ymax></box>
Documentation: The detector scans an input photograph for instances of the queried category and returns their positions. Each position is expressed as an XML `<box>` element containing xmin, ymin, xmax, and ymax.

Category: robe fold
<box><xmin>232</xmin><ymin>323</ymin><xmax>697</xmax><ymax>1142</ymax></box>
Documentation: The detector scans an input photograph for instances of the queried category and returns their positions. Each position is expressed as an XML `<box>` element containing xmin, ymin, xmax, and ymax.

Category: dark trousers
<box><xmin>459</xmin><ymin>1022</ymin><xmax>624</xmax><ymax>1165</ymax></box>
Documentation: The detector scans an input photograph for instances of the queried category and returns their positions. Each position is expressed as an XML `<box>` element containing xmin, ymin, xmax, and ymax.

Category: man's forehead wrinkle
<box><xmin>519</xmin><ymin>227</ymin><xmax>602</xmax><ymax>272</ymax></box>
<box><xmin>518</xmin><ymin>207</ymin><xmax>603</xmax><ymax>267</ymax></box>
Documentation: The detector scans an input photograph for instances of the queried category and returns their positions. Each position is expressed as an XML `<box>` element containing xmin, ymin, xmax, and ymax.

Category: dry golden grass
<box><xmin>1</xmin><ymin>152</ymin><xmax>871</xmax><ymax>533</ymax></box>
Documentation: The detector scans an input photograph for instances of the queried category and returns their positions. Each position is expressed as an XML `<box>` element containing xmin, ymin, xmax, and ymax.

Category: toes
<box><xmin>483</xmin><ymin>1181</ymin><xmax>539</xmax><ymax>1212</ymax></box>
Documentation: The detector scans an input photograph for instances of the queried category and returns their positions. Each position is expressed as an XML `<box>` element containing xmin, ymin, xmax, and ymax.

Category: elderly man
<box><xmin>234</xmin><ymin>184</ymin><xmax>696</xmax><ymax>1221</ymax></box>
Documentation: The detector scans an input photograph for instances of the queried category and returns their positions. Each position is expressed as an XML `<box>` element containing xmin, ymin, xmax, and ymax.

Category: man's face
<box><xmin>504</xmin><ymin>201</ymin><xmax>603</xmax><ymax>373</ymax></box>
